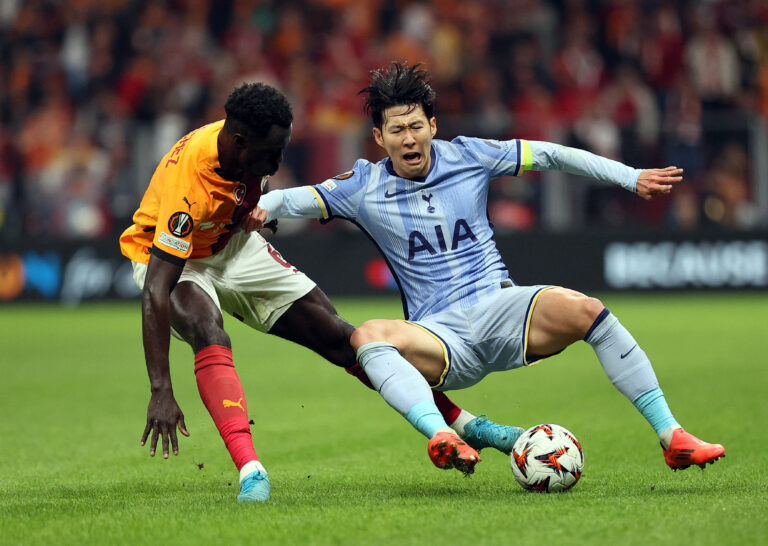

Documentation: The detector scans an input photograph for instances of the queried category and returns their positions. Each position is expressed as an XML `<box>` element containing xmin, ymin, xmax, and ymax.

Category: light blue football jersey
<box><xmin>311</xmin><ymin>137</ymin><xmax>533</xmax><ymax>320</ymax></box>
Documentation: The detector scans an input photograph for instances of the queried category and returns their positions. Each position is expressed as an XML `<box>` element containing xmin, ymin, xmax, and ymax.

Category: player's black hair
<box><xmin>223</xmin><ymin>83</ymin><xmax>293</xmax><ymax>140</ymax></box>
<box><xmin>360</xmin><ymin>62</ymin><xmax>436</xmax><ymax>129</ymax></box>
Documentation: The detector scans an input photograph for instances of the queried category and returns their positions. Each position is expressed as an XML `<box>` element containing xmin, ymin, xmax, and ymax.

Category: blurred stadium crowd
<box><xmin>1</xmin><ymin>0</ymin><xmax>767</xmax><ymax>243</ymax></box>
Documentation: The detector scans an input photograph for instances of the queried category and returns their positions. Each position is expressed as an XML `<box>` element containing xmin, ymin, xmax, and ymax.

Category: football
<box><xmin>510</xmin><ymin>424</ymin><xmax>584</xmax><ymax>492</ymax></box>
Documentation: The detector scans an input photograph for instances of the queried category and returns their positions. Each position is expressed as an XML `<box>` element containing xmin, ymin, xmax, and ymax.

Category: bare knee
<box><xmin>581</xmin><ymin>295</ymin><xmax>606</xmax><ymax>326</ymax></box>
<box><xmin>170</xmin><ymin>282</ymin><xmax>230</xmax><ymax>352</ymax></box>
<box><xmin>561</xmin><ymin>290</ymin><xmax>605</xmax><ymax>335</ymax></box>
<box><xmin>350</xmin><ymin>319</ymin><xmax>445</xmax><ymax>382</ymax></box>
<box><xmin>534</xmin><ymin>288</ymin><xmax>605</xmax><ymax>342</ymax></box>
<box><xmin>172</xmin><ymin>310</ymin><xmax>230</xmax><ymax>352</ymax></box>
<box><xmin>350</xmin><ymin>319</ymin><xmax>399</xmax><ymax>350</ymax></box>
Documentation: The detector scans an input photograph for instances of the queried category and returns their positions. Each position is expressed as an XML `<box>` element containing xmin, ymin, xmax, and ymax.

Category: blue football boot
<box><xmin>462</xmin><ymin>415</ymin><xmax>524</xmax><ymax>455</ymax></box>
<box><xmin>237</xmin><ymin>470</ymin><xmax>270</xmax><ymax>502</ymax></box>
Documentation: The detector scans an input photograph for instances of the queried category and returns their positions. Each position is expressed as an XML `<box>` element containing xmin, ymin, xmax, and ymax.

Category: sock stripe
<box><xmin>583</xmin><ymin>307</ymin><xmax>610</xmax><ymax>341</ymax></box>
<box><xmin>355</xmin><ymin>342</ymin><xmax>397</xmax><ymax>363</ymax></box>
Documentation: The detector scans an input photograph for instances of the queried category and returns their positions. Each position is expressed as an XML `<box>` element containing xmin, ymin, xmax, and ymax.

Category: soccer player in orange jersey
<box><xmin>120</xmin><ymin>83</ymin><xmax>521</xmax><ymax>502</ymax></box>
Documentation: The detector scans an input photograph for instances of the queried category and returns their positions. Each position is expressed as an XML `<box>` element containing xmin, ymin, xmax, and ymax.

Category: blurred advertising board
<box><xmin>0</xmin><ymin>242</ymin><xmax>140</xmax><ymax>305</ymax></box>
<box><xmin>1</xmin><ymin>230</ymin><xmax>766</xmax><ymax>305</ymax></box>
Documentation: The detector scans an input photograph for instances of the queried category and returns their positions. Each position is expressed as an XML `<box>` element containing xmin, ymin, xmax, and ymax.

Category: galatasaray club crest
<box><xmin>168</xmin><ymin>211</ymin><xmax>194</xmax><ymax>237</ymax></box>
<box><xmin>234</xmin><ymin>182</ymin><xmax>246</xmax><ymax>205</ymax></box>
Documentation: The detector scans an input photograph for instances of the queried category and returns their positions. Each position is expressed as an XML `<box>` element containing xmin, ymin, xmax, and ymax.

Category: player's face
<box><xmin>373</xmin><ymin>104</ymin><xmax>436</xmax><ymax>179</ymax></box>
<box><xmin>242</xmin><ymin>123</ymin><xmax>292</xmax><ymax>178</ymax></box>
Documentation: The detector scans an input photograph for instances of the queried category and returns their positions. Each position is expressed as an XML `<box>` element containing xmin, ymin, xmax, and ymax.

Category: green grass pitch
<box><xmin>1</xmin><ymin>293</ymin><xmax>767</xmax><ymax>545</ymax></box>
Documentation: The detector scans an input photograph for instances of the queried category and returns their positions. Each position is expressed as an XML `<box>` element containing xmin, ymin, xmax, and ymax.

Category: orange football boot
<box><xmin>663</xmin><ymin>428</ymin><xmax>725</xmax><ymax>470</ymax></box>
<box><xmin>428</xmin><ymin>431</ymin><xmax>481</xmax><ymax>475</ymax></box>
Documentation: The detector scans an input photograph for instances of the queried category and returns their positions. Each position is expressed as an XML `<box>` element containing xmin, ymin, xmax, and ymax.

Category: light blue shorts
<box><xmin>407</xmin><ymin>284</ymin><xmax>555</xmax><ymax>390</ymax></box>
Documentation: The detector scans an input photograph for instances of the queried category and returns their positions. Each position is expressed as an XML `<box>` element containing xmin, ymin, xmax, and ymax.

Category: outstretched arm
<box><xmin>243</xmin><ymin>186</ymin><xmax>324</xmax><ymax>232</ymax></box>
<box><xmin>528</xmin><ymin>141</ymin><xmax>683</xmax><ymax>200</ymax></box>
<box><xmin>140</xmin><ymin>253</ymin><xmax>190</xmax><ymax>458</ymax></box>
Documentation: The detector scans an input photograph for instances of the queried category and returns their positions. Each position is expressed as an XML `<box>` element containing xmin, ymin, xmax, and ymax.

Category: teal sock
<box><xmin>633</xmin><ymin>387</ymin><xmax>679</xmax><ymax>436</ymax></box>
<box><xmin>405</xmin><ymin>400</ymin><xmax>449</xmax><ymax>438</ymax></box>
<box><xmin>357</xmin><ymin>342</ymin><xmax>449</xmax><ymax>438</ymax></box>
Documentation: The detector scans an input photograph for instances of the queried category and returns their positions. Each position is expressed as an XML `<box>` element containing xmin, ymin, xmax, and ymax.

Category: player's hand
<box><xmin>241</xmin><ymin>207</ymin><xmax>268</xmax><ymax>232</ymax></box>
<box><xmin>141</xmin><ymin>390</ymin><xmax>189</xmax><ymax>458</ymax></box>
<box><xmin>635</xmin><ymin>166</ymin><xmax>683</xmax><ymax>201</ymax></box>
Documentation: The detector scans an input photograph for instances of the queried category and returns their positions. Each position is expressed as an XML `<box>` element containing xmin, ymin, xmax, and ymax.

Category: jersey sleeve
<box><xmin>259</xmin><ymin>186</ymin><xmax>325</xmax><ymax>221</ymax></box>
<box><xmin>151</xmin><ymin>164</ymin><xmax>208</xmax><ymax>265</ymax></box>
<box><xmin>527</xmin><ymin>140</ymin><xmax>641</xmax><ymax>192</ymax></box>
<box><xmin>311</xmin><ymin>159</ymin><xmax>372</xmax><ymax>222</ymax></box>
<box><xmin>454</xmin><ymin>136</ymin><xmax>533</xmax><ymax>179</ymax></box>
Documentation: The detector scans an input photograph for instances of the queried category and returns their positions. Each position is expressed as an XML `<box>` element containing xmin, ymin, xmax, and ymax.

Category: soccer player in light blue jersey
<box><xmin>249</xmin><ymin>62</ymin><xmax>725</xmax><ymax>476</ymax></box>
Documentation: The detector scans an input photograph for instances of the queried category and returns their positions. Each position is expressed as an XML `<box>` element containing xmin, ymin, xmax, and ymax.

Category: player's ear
<box><xmin>372</xmin><ymin>127</ymin><xmax>384</xmax><ymax>149</ymax></box>
<box><xmin>232</xmin><ymin>133</ymin><xmax>248</xmax><ymax>150</ymax></box>
<box><xmin>429</xmin><ymin>117</ymin><xmax>437</xmax><ymax>138</ymax></box>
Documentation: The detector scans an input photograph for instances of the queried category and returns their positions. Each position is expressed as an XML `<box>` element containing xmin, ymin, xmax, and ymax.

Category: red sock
<box><xmin>345</xmin><ymin>362</ymin><xmax>375</xmax><ymax>389</ymax></box>
<box><xmin>345</xmin><ymin>363</ymin><xmax>463</xmax><ymax>424</ymax></box>
<box><xmin>194</xmin><ymin>345</ymin><xmax>257</xmax><ymax>471</ymax></box>
<box><xmin>432</xmin><ymin>391</ymin><xmax>462</xmax><ymax>425</ymax></box>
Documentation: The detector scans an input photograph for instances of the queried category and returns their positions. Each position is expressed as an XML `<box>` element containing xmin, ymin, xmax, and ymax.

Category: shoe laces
<box><xmin>243</xmin><ymin>471</ymin><xmax>267</xmax><ymax>485</ymax></box>
<box><xmin>471</xmin><ymin>415</ymin><xmax>500</xmax><ymax>435</ymax></box>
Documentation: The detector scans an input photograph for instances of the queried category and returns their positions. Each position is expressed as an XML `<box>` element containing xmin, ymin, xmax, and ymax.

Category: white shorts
<box><xmin>132</xmin><ymin>230</ymin><xmax>316</xmax><ymax>334</ymax></box>
<box><xmin>408</xmin><ymin>284</ymin><xmax>556</xmax><ymax>390</ymax></box>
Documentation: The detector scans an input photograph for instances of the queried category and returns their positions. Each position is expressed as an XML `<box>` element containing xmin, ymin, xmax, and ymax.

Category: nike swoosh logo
<box><xmin>620</xmin><ymin>344</ymin><xmax>638</xmax><ymax>359</ymax></box>
<box><xmin>384</xmin><ymin>178</ymin><xmax>442</xmax><ymax>198</ymax></box>
<box><xmin>384</xmin><ymin>189</ymin><xmax>407</xmax><ymax>198</ymax></box>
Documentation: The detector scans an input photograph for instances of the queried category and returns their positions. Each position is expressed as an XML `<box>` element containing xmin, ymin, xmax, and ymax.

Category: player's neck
<box><xmin>215</xmin><ymin>166</ymin><xmax>243</xmax><ymax>181</ymax></box>
<box><xmin>216</xmin><ymin>131</ymin><xmax>243</xmax><ymax>181</ymax></box>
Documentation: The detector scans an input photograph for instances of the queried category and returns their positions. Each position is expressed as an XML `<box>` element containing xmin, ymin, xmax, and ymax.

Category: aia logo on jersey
<box><xmin>407</xmin><ymin>219</ymin><xmax>477</xmax><ymax>261</ymax></box>
<box><xmin>168</xmin><ymin>211</ymin><xmax>194</xmax><ymax>237</ymax></box>
<box><xmin>234</xmin><ymin>183</ymin><xmax>246</xmax><ymax>205</ymax></box>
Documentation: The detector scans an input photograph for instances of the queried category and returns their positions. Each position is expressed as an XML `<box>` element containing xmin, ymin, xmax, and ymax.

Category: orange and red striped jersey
<box><xmin>119</xmin><ymin>120</ymin><xmax>265</xmax><ymax>265</ymax></box>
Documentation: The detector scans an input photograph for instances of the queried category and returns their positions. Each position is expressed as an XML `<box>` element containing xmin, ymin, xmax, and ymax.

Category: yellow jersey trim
<box><xmin>308</xmin><ymin>187</ymin><xmax>329</xmax><ymax>219</ymax></box>
<box><xmin>520</xmin><ymin>139</ymin><xmax>533</xmax><ymax>174</ymax></box>
<box><xmin>523</xmin><ymin>285</ymin><xmax>557</xmax><ymax>366</ymax></box>
<box><xmin>402</xmin><ymin>320</ymin><xmax>450</xmax><ymax>388</ymax></box>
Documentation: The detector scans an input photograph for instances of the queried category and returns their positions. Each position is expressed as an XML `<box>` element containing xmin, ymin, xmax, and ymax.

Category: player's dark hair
<box><xmin>223</xmin><ymin>83</ymin><xmax>293</xmax><ymax>140</ymax></box>
<box><xmin>360</xmin><ymin>62</ymin><xmax>436</xmax><ymax>129</ymax></box>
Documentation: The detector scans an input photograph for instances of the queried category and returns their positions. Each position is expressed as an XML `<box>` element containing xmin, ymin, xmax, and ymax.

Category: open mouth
<box><xmin>403</xmin><ymin>152</ymin><xmax>421</xmax><ymax>165</ymax></box>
